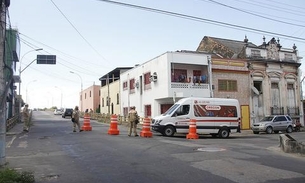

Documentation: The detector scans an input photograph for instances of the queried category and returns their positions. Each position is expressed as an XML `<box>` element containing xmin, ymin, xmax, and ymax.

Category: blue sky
<box><xmin>9</xmin><ymin>0</ymin><xmax>305</xmax><ymax>109</ymax></box>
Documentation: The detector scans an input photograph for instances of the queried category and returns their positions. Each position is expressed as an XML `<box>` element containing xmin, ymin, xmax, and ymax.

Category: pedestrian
<box><xmin>72</xmin><ymin>106</ymin><xmax>83</xmax><ymax>132</ymax></box>
<box><xmin>89</xmin><ymin>108</ymin><xmax>94</xmax><ymax>117</ymax></box>
<box><xmin>128</xmin><ymin>106</ymin><xmax>139</xmax><ymax>137</ymax></box>
<box><xmin>22</xmin><ymin>104</ymin><xmax>30</xmax><ymax>132</ymax></box>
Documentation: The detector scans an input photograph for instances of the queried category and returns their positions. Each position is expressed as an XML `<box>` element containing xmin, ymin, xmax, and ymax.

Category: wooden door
<box><xmin>241</xmin><ymin>105</ymin><xmax>250</xmax><ymax>130</ymax></box>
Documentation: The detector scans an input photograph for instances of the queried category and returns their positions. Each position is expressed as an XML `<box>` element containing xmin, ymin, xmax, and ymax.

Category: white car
<box><xmin>54</xmin><ymin>109</ymin><xmax>63</xmax><ymax>115</ymax></box>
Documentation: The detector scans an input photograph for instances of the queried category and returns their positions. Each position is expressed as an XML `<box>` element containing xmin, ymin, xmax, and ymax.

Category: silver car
<box><xmin>251</xmin><ymin>115</ymin><xmax>293</xmax><ymax>134</ymax></box>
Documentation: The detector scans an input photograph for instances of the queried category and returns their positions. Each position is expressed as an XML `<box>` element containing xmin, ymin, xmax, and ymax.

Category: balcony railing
<box><xmin>270</xmin><ymin>107</ymin><xmax>284</xmax><ymax>115</ymax></box>
<box><xmin>171</xmin><ymin>83</ymin><xmax>209</xmax><ymax>89</ymax></box>
<box><xmin>287</xmin><ymin>107</ymin><xmax>299</xmax><ymax>116</ymax></box>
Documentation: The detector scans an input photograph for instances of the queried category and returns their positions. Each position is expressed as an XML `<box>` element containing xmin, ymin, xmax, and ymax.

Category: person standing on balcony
<box><xmin>22</xmin><ymin>104</ymin><xmax>30</xmax><ymax>132</ymax></box>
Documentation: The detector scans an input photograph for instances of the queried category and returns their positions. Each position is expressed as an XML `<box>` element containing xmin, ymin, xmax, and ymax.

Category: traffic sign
<box><xmin>37</xmin><ymin>55</ymin><xmax>56</xmax><ymax>64</ymax></box>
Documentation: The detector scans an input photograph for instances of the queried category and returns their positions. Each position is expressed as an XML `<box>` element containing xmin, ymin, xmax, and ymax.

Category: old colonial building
<box><xmin>197</xmin><ymin>36</ymin><xmax>303</xmax><ymax>127</ymax></box>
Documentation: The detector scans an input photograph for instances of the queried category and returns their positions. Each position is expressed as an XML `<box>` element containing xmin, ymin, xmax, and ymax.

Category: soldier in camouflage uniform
<box><xmin>128</xmin><ymin>106</ymin><xmax>139</xmax><ymax>137</ymax></box>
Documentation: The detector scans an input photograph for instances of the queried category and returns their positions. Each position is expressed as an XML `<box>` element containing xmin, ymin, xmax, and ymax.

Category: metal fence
<box><xmin>81</xmin><ymin>113</ymin><xmax>144</xmax><ymax>125</ymax></box>
<box><xmin>6</xmin><ymin>110</ymin><xmax>33</xmax><ymax>132</ymax></box>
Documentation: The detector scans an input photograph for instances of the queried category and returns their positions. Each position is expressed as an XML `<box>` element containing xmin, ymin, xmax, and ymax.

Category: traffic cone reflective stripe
<box><xmin>82</xmin><ymin>113</ymin><xmax>92</xmax><ymax>131</ymax></box>
<box><xmin>186</xmin><ymin>119</ymin><xmax>198</xmax><ymax>139</ymax></box>
<box><xmin>108</xmin><ymin>114</ymin><xmax>120</xmax><ymax>135</ymax></box>
<box><xmin>140</xmin><ymin>117</ymin><xmax>153</xmax><ymax>138</ymax></box>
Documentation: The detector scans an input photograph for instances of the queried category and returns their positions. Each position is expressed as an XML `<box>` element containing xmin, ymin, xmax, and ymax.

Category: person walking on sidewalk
<box><xmin>72</xmin><ymin>106</ymin><xmax>83</xmax><ymax>132</ymax></box>
<box><xmin>22</xmin><ymin>104</ymin><xmax>30</xmax><ymax>132</ymax></box>
<box><xmin>128</xmin><ymin>106</ymin><xmax>139</xmax><ymax>137</ymax></box>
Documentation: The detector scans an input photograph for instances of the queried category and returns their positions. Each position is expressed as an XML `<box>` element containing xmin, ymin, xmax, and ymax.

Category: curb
<box><xmin>279</xmin><ymin>134</ymin><xmax>305</xmax><ymax>155</ymax></box>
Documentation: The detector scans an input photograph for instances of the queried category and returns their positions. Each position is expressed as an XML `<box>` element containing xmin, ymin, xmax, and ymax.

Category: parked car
<box><xmin>62</xmin><ymin>108</ymin><xmax>73</xmax><ymax>118</ymax></box>
<box><xmin>251</xmin><ymin>115</ymin><xmax>293</xmax><ymax>134</ymax></box>
<box><xmin>54</xmin><ymin>109</ymin><xmax>62</xmax><ymax>115</ymax></box>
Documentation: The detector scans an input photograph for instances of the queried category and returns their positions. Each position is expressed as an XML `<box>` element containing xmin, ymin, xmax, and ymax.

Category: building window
<box><xmin>218</xmin><ymin>80</ymin><xmax>237</xmax><ymax>91</ymax></box>
<box><xmin>90</xmin><ymin>91</ymin><xmax>91</xmax><ymax>97</ymax></box>
<box><xmin>145</xmin><ymin>105</ymin><xmax>151</xmax><ymax>117</ymax></box>
<box><xmin>123</xmin><ymin>81</ymin><xmax>128</xmax><ymax>90</ymax></box>
<box><xmin>143</xmin><ymin>72</ymin><xmax>151</xmax><ymax>90</ymax></box>
<box><xmin>123</xmin><ymin>107</ymin><xmax>128</xmax><ymax>116</ymax></box>
<box><xmin>251</xmin><ymin>49</ymin><xmax>261</xmax><ymax>57</ymax></box>
<box><xmin>271</xmin><ymin>82</ymin><xmax>280</xmax><ymax>108</ymax></box>
<box><xmin>117</xmin><ymin>93</ymin><xmax>119</xmax><ymax>104</ymax></box>
<box><xmin>129</xmin><ymin>78</ymin><xmax>135</xmax><ymax>94</ymax></box>
<box><xmin>106</xmin><ymin>97</ymin><xmax>110</xmax><ymax>106</ymax></box>
<box><xmin>102</xmin><ymin>98</ymin><xmax>104</xmax><ymax>107</ymax></box>
<box><xmin>144</xmin><ymin>72</ymin><xmax>151</xmax><ymax>85</ymax></box>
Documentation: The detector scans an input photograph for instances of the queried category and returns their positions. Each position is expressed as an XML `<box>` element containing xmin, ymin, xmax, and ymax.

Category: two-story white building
<box><xmin>120</xmin><ymin>51</ymin><xmax>212</xmax><ymax>118</ymax></box>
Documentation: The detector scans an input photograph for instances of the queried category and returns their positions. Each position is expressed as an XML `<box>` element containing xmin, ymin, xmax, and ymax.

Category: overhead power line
<box><xmin>242</xmin><ymin>0</ymin><xmax>305</xmax><ymax>16</ymax></box>
<box><xmin>19</xmin><ymin>33</ymin><xmax>104</xmax><ymax>76</ymax></box>
<box><xmin>50</xmin><ymin>0</ymin><xmax>108</xmax><ymax>62</ymax></box>
<box><xmin>206</xmin><ymin>0</ymin><xmax>305</xmax><ymax>28</ymax></box>
<box><xmin>96</xmin><ymin>0</ymin><xmax>305</xmax><ymax>43</ymax></box>
<box><xmin>268</xmin><ymin>0</ymin><xmax>305</xmax><ymax>12</ymax></box>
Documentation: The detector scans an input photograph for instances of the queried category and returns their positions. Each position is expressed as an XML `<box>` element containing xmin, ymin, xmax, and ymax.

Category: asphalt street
<box><xmin>4</xmin><ymin>111</ymin><xmax>305</xmax><ymax>183</ymax></box>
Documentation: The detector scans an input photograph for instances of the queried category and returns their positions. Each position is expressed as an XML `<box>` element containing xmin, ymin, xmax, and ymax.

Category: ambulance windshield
<box><xmin>162</xmin><ymin>104</ymin><xmax>179</xmax><ymax>116</ymax></box>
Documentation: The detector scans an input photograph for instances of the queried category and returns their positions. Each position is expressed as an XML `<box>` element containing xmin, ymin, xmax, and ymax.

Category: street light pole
<box><xmin>19</xmin><ymin>48</ymin><xmax>43</xmax><ymax>95</ymax></box>
<box><xmin>70</xmin><ymin>71</ymin><xmax>83</xmax><ymax>112</ymax></box>
<box><xmin>26</xmin><ymin>80</ymin><xmax>37</xmax><ymax>105</ymax></box>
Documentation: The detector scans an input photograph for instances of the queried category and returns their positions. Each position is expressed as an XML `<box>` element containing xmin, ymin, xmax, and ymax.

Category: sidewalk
<box><xmin>6</xmin><ymin>122</ymin><xmax>24</xmax><ymax>136</ymax></box>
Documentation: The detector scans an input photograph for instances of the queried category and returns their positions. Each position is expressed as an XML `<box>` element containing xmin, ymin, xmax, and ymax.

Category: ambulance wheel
<box><xmin>163</xmin><ymin>126</ymin><xmax>175</xmax><ymax>137</ymax></box>
<box><xmin>218</xmin><ymin>128</ymin><xmax>230</xmax><ymax>138</ymax></box>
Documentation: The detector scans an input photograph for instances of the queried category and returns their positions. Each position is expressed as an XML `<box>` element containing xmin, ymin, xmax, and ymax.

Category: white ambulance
<box><xmin>151</xmin><ymin>97</ymin><xmax>241</xmax><ymax>138</ymax></box>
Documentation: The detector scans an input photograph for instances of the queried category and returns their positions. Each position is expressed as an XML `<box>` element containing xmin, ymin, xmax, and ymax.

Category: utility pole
<box><xmin>107</xmin><ymin>74</ymin><xmax>110</xmax><ymax>114</ymax></box>
<box><xmin>0</xmin><ymin>1</ymin><xmax>7</xmax><ymax>166</ymax></box>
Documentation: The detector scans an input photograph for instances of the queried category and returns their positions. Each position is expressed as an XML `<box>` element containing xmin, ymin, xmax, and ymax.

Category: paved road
<box><xmin>5</xmin><ymin>111</ymin><xmax>305</xmax><ymax>183</ymax></box>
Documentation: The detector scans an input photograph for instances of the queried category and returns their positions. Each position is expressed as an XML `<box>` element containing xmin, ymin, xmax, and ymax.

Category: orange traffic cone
<box><xmin>140</xmin><ymin>117</ymin><xmax>153</xmax><ymax>138</ymax></box>
<box><xmin>186</xmin><ymin>119</ymin><xmax>198</xmax><ymax>139</ymax></box>
<box><xmin>82</xmin><ymin>113</ymin><xmax>92</xmax><ymax>131</ymax></box>
<box><xmin>108</xmin><ymin>114</ymin><xmax>120</xmax><ymax>135</ymax></box>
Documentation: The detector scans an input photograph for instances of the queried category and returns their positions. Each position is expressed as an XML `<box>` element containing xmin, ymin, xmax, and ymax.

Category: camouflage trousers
<box><xmin>23</xmin><ymin>118</ymin><xmax>30</xmax><ymax>131</ymax></box>
<box><xmin>128</xmin><ymin>121</ymin><xmax>138</xmax><ymax>136</ymax></box>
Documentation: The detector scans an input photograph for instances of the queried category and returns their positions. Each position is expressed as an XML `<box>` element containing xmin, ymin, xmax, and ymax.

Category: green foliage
<box><xmin>0</xmin><ymin>168</ymin><xmax>35</xmax><ymax>183</ymax></box>
<box><xmin>95</xmin><ymin>107</ymin><xmax>100</xmax><ymax>113</ymax></box>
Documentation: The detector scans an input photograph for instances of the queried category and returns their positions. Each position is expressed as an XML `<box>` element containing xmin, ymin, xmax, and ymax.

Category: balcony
<box><xmin>287</xmin><ymin>107</ymin><xmax>299</xmax><ymax>116</ymax></box>
<box><xmin>270</xmin><ymin>107</ymin><xmax>284</xmax><ymax>115</ymax></box>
